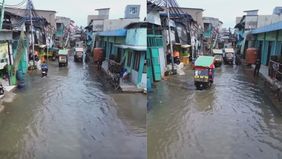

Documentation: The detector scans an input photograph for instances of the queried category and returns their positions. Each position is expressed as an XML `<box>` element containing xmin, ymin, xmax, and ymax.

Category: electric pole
<box><xmin>167</xmin><ymin>0</ymin><xmax>175</xmax><ymax>73</ymax></box>
<box><xmin>28</xmin><ymin>0</ymin><xmax>35</xmax><ymax>68</ymax></box>
<box><xmin>0</xmin><ymin>0</ymin><xmax>5</xmax><ymax>30</ymax></box>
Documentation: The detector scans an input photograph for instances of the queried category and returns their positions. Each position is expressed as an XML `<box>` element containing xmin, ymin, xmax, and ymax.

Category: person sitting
<box><xmin>41</xmin><ymin>61</ymin><xmax>48</xmax><ymax>72</ymax></box>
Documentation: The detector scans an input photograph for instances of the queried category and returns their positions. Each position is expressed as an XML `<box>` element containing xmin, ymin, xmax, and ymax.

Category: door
<box><xmin>147</xmin><ymin>48</ymin><xmax>153</xmax><ymax>86</ymax></box>
<box><xmin>266</xmin><ymin>41</ymin><xmax>272</xmax><ymax>66</ymax></box>
<box><xmin>151</xmin><ymin>48</ymin><xmax>162</xmax><ymax>81</ymax></box>
<box><xmin>262</xmin><ymin>41</ymin><xmax>268</xmax><ymax>65</ymax></box>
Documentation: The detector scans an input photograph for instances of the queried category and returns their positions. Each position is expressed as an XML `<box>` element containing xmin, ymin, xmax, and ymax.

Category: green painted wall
<box><xmin>115</xmin><ymin>37</ymin><xmax>125</xmax><ymax>44</ymax></box>
<box><xmin>265</xmin><ymin>31</ymin><xmax>277</xmax><ymax>41</ymax></box>
<box><xmin>262</xmin><ymin>41</ymin><xmax>268</xmax><ymax>65</ymax></box>
<box><xmin>278</xmin><ymin>30</ymin><xmax>282</xmax><ymax>41</ymax></box>
<box><xmin>257</xmin><ymin>33</ymin><xmax>265</xmax><ymax>40</ymax></box>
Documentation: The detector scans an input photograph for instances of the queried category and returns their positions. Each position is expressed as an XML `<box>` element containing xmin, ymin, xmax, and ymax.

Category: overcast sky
<box><xmin>177</xmin><ymin>0</ymin><xmax>282</xmax><ymax>28</ymax></box>
<box><xmin>5</xmin><ymin>0</ymin><xmax>146</xmax><ymax>26</ymax></box>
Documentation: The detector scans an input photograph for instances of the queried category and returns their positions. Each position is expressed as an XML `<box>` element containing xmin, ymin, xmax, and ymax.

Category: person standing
<box><xmin>254</xmin><ymin>58</ymin><xmax>261</xmax><ymax>77</ymax></box>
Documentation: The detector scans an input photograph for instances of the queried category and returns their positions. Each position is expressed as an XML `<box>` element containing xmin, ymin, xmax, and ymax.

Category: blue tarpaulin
<box><xmin>252</xmin><ymin>21</ymin><xmax>282</xmax><ymax>34</ymax></box>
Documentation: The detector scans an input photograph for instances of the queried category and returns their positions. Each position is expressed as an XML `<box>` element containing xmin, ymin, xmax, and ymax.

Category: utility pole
<box><xmin>0</xmin><ymin>0</ymin><xmax>5</xmax><ymax>30</ymax></box>
<box><xmin>167</xmin><ymin>0</ymin><xmax>175</xmax><ymax>73</ymax></box>
<box><xmin>28</xmin><ymin>0</ymin><xmax>35</xmax><ymax>68</ymax></box>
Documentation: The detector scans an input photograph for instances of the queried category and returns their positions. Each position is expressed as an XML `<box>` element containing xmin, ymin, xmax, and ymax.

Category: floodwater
<box><xmin>0</xmin><ymin>57</ymin><xmax>146</xmax><ymax>159</ymax></box>
<box><xmin>148</xmin><ymin>65</ymin><xmax>282</xmax><ymax>159</ymax></box>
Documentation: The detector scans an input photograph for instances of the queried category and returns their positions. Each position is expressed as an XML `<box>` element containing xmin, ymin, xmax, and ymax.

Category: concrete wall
<box><xmin>181</xmin><ymin>8</ymin><xmax>204</xmax><ymax>29</ymax></box>
<box><xmin>158</xmin><ymin>47</ymin><xmax>166</xmax><ymax>77</ymax></box>
<box><xmin>125</xmin><ymin>28</ymin><xmax>146</xmax><ymax>46</ymax></box>
<box><xmin>131</xmin><ymin>70</ymin><xmax>139</xmax><ymax>85</ymax></box>
<box><xmin>140</xmin><ymin>73</ymin><xmax>147</xmax><ymax>89</ymax></box>
<box><xmin>0</xmin><ymin>31</ymin><xmax>12</xmax><ymax>41</ymax></box>
<box><xmin>257</xmin><ymin>15</ymin><xmax>282</xmax><ymax>28</ymax></box>
<box><xmin>93</xmin><ymin>20</ymin><xmax>104</xmax><ymax>32</ymax></box>
<box><xmin>147</xmin><ymin>11</ymin><xmax>161</xmax><ymax>25</ymax></box>
<box><xmin>103</xmin><ymin>19</ymin><xmax>139</xmax><ymax>31</ymax></box>
<box><xmin>97</xmin><ymin>9</ymin><xmax>110</xmax><ymax>17</ymax></box>
<box><xmin>124</xmin><ymin>5</ymin><xmax>140</xmax><ymax>19</ymax></box>
<box><xmin>56</xmin><ymin>16</ymin><xmax>71</xmax><ymax>26</ymax></box>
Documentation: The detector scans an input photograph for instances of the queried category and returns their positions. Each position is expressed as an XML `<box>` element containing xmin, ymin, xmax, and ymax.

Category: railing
<box><xmin>269</xmin><ymin>60</ymin><xmax>282</xmax><ymax>82</ymax></box>
<box><xmin>147</xmin><ymin>35</ymin><xmax>163</xmax><ymax>47</ymax></box>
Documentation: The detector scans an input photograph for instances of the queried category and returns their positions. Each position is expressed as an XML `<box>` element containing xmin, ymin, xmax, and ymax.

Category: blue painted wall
<box><xmin>125</xmin><ymin>28</ymin><xmax>146</xmax><ymax>46</ymax></box>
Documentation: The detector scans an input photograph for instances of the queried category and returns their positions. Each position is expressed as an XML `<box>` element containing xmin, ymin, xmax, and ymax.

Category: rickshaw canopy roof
<box><xmin>58</xmin><ymin>49</ymin><xmax>68</xmax><ymax>55</ymax></box>
<box><xmin>195</xmin><ymin>56</ymin><xmax>215</xmax><ymax>68</ymax></box>
<box><xmin>49</xmin><ymin>47</ymin><xmax>59</xmax><ymax>51</ymax></box>
<box><xmin>75</xmin><ymin>48</ymin><xmax>84</xmax><ymax>52</ymax></box>
<box><xmin>212</xmin><ymin>49</ymin><xmax>223</xmax><ymax>54</ymax></box>
<box><xmin>224</xmin><ymin>48</ymin><xmax>234</xmax><ymax>53</ymax></box>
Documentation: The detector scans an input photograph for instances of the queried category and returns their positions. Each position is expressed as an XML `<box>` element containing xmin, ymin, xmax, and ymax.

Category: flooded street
<box><xmin>148</xmin><ymin>65</ymin><xmax>282</xmax><ymax>159</ymax></box>
<box><xmin>0</xmin><ymin>57</ymin><xmax>146</xmax><ymax>159</ymax></box>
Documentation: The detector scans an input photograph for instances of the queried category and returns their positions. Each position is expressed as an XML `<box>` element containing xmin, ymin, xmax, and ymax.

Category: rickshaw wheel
<box><xmin>195</xmin><ymin>82</ymin><xmax>204</xmax><ymax>90</ymax></box>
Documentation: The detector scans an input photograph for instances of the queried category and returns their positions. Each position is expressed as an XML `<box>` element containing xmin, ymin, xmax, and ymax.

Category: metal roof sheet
<box><xmin>195</xmin><ymin>56</ymin><xmax>215</xmax><ymax>68</ymax></box>
<box><xmin>252</xmin><ymin>21</ymin><xmax>282</xmax><ymax>34</ymax></box>
<box><xmin>97</xmin><ymin>29</ymin><xmax>127</xmax><ymax>37</ymax></box>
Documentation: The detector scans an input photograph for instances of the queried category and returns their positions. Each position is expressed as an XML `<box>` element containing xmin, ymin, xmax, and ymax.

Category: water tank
<box><xmin>93</xmin><ymin>48</ymin><xmax>104</xmax><ymax>62</ymax></box>
<box><xmin>246</xmin><ymin>48</ymin><xmax>257</xmax><ymax>64</ymax></box>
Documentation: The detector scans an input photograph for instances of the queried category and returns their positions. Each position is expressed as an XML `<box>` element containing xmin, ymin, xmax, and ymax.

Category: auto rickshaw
<box><xmin>58</xmin><ymin>49</ymin><xmax>68</xmax><ymax>67</ymax></box>
<box><xmin>74</xmin><ymin>47</ymin><xmax>84</xmax><ymax>62</ymax></box>
<box><xmin>48</xmin><ymin>47</ymin><xmax>59</xmax><ymax>61</ymax></box>
<box><xmin>212</xmin><ymin>49</ymin><xmax>223</xmax><ymax>67</ymax></box>
<box><xmin>194</xmin><ymin>56</ymin><xmax>215</xmax><ymax>90</ymax></box>
<box><xmin>223</xmin><ymin>48</ymin><xmax>234</xmax><ymax>65</ymax></box>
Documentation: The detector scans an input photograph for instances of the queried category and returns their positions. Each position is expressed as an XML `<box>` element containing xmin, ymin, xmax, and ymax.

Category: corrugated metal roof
<box><xmin>115</xmin><ymin>45</ymin><xmax>146</xmax><ymax>51</ymax></box>
<box><xmin>252</xmin><ymin>21</ymin><xmax>282</xmax><ymax>34</ymax></box>
<box><xmin>97</xmin><ymin>29</ymin><xmax>127</xmax><ymax>37</ymax></box>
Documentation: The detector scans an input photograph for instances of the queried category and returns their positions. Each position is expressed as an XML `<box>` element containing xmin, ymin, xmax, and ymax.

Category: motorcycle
<box><xmin>41</xmin><ymin>63</ymin><xmax>48</xmax><ymax>77</ymax></box>
<box><xmin>0</xmin><ymin>84</ymin><xmax>4</xmax><ymax>95</ymax></box>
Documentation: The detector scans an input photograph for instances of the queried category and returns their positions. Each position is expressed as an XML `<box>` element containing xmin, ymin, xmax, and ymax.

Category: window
<box><xmin>116</xmin><ymin>48</ymin><xmax>122</xmax><ymax>63</ymax></box>
<box><xmin>129</xmin><ymin>7</ymin><xmax>137</xmax><ymax>14</ymax></box>
<box><xmin>127</xmin><ymin>51</ymin><xmax>132</xmax><ymax>67</ymax></box>
<box><xmin>133</xmin><ymin>51</ymin><xmax>141</xmax><ymax>71</ymax></box>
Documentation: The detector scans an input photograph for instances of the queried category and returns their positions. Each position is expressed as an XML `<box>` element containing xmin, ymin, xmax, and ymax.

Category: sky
<box><xmin>5</xmin><ymin>0</ymin><xmax>146</xmax><ymax>26</ymax></box>
<box><xmin>5</xmin><ymin>0</ymin><xmax>281</xmax><ymax>28</ymax></box>
<box><xmin>177</xmin><ymin>0</ymin><xmax>282</xmax><ymax>28</ymax></box>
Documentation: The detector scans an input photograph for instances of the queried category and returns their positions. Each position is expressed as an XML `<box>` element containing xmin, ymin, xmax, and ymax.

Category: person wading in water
<box><xmin>254</xmin><ymin>49</ymin><xmax>261</xmax><ymax>77</ymax></box>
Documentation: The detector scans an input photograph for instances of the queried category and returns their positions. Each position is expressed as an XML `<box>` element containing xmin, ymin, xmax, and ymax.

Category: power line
<box><xmin>5</xmin><ymin>0</ymin><xmax>27</xmax><ymax>7</ymax></box>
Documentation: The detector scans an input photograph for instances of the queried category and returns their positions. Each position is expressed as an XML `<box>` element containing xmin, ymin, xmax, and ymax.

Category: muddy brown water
<box><xmin>0</xmin><ymin>58</ymin><xmax>146</xmax><ymax>159</ymax></box>
<box><xmin>148</xmin><ymin>65</ymin><xmax>282</xmax><ymax>159</ymax></box>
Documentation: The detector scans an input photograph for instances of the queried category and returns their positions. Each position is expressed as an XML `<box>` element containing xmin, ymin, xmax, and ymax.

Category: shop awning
<box><xmin>252</xmin><ymin>21</ymin><xmax>282</xmax><ymax>34</ymax></box>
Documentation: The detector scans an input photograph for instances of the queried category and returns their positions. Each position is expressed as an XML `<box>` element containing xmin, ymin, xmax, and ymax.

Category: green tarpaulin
<box><xmin>195</xmin><ymin>56</ymin><xmax>215</xmax><ymax>68</ymax></box>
